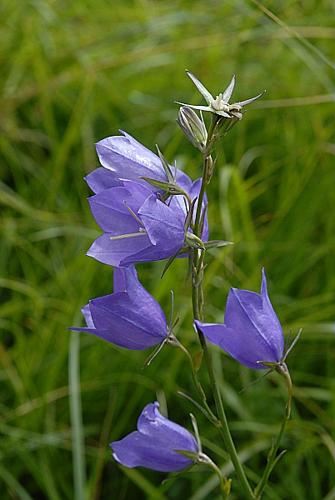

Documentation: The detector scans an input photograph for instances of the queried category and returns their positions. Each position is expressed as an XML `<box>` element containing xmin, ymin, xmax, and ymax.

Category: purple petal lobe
<box><xmin>260</xmin><ymin>268</ymin><xmax>284</xmax><ymax>358</ymax></box>
<box><xmin>113</xmin><ymin>268</ymin><xmax>127</xmax><ymax>292</ymax></box>
<box><xmin>81</xmin><ymin>304</ymin><xmax>94</xmax><ymax>328</ymax></box>
<box><xmin>89</xmin><ymin>302</ymin><xmax>164</xmax><ymax>350</ymax></box>
<box><xmin>96</xmin><ymin>131</ymin><xmax>192</xmax><ymax>192</ymax></box>
<box><xmin>195</xmin><ymin>321</ymin><xmax>270</xmax><ymax>370</ymax></box>
<box><xmin>111</xmin><ymin>266</ymin><xmax>167</xmax><ymax>334</ymax></box>
<box><xmin>88</xmin><ymin>181</ymin><xmax>151</xmax><ymax>234</ymax></box>
<box><xmin>139</xmin><ymin>195</ymin><xmax>185</xmax><ymax>248</ymax></box>
<box><xmin>225</xmin><ymin>288</ymin><xmax>281</xmax><ymax>362</ymax></box>
<box><xmin>87</xmin><ymin>232</ymin><xmax>153</xmax><ymax>267</ymax></box>
<box><xmin>85</xmin><ymin>167</ymin><xmax>122</xmax><ymax>194</ymax></box>
<box><xmin>96</xmin><ymin>133</ymin><xmax>163</xmax><ymax>181</ymax></box>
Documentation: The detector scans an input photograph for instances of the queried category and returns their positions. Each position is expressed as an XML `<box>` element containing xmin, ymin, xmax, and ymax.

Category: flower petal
<box><xmin>186</xmin><ymin>71</ymin><xmax>214</xmax><ymax>105</ymax></box>
<box><xmin>111</xmin><ymin>431</ymin><xmax>193</xmax><ymax>472</ymax></box>
<box><xmin>88</xmin><ymin>294</ymin><xmax>165</xmax><ymax>349</ymax></box>
<box><xmin>214</xmin><ymin>109</ymin><xmax>232</xmax><ymax>118</ymax></box>
<box><xmin>176</xmin><ymin>102</ymin><xmax>213</xmax><ymax>112</ymax></box>
<box><xmin>96</xmin><ymin>133</ymin><xmax>163</xmax><ymax>181</ymax></box>
<box><xmin>235</xmin><ymin>92</ymin><xmax>264</xmax><ymax>107</ymax></box>
<box><xmin>88</xmin><ymin>189</ymin><xmax>139</xmax><ymax>235</ymax></box>
<box><xmin>81</xmin><ymin>304</ymin><xmax>94</xmax><ymax>327</ymax></box>
<box><xmin>88</xmin><ymin>182</ymin><xmax>151</xmax><ymax>234</ymax></box>
<box><xmin>195</xmin><ymin>320</ymin><xmax>269</xmax><ymax>369</ymax></box>
<box><xmin>137</xmin><ymin>403</ymin><xmax>198</xmax><ymax>454</ymax></box>
<box><xmin>139</xmin><ymin>195</ymin><xmax>185</xmax><ymax>248</ymax></box>
<box><xmin>112</xmin><ymin>266</ymin><xmax>167</xmax><ymax>334</ymax></box>
<box><xmin>224</xmin><ymin>288</ymin><xmax>280</xmax><ymax>363</ymax></box>
<box><xmin>84</xmin><ymin>167</ymin><xmax>122</xmax><ymax>194</ymax></box>
<box><xmin>260</xmin><ymin>268</ymin><xmax>284</xmax><ymax>359</ymax></box>
<box><xmin>221</xmin><ymin>75</ymin><xmax>236</xmax><ymax>102</ymax></box>
<box><xmin>87</xmin><ymin>232</ymin><xmax>153</xmax><ymax>267</ymax></box>
<box><xmin>96</xmin><ymin>131</ymin><xmax>192</xmax><ymax>191</ymax></box>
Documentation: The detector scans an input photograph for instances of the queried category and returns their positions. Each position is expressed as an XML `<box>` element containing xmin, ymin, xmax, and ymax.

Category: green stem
<box><xmin>194</xmin><ymin>312</ymin><xmax>255</xmax><ymax>500</ymax></box>
<box><xmin>254</xmin><ymin>365</ymin><xmax>292</xmax><ymax>499</ymax></box>
<box><xmin>190</xmin><ymin>118</ymin><xmax>255</xmax><ymax>500</ymax></box>
<box><xmin>193</xmin><ymin>115</ymin><xmax>218</xmax><ymax>235</ymax></box>
<box><xmin>199</xmin><ymin>452</ymin><xmax>231</xmax><ymax>499</ymax></box>
<box><xmin>69</xmin><ymin>332</ymin><xmax>86</xmax><ymax>500</ymax></box>
<box><xmin>170</xmin><ymin>336</ymin><xmax>219</xmax><ymax>425</ymax></box>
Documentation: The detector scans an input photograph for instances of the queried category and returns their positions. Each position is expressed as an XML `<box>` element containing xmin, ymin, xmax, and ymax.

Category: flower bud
<box><xmin>178</xmin><ymin>106</ymin><xmax>207</xmax><ymax>151</ymax></box>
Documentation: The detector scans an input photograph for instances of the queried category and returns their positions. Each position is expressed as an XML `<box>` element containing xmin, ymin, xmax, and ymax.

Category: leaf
<box><xmin>161</xmin><ymin>252</ymin><xmax>179</xmax><ymax>278</ymax></box>
<box><xmin>193</xmin><ymin>350</ymin><xmax>203</xmax><ymax>372</ymax></box>
<box><xmin>177</xmin><ymin>391</ymin><xmax>214</xmax><ymax>422</ymax></box>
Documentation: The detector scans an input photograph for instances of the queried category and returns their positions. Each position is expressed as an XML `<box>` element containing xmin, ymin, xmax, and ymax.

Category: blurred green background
<box><xmin>1</xmin><ymin>0</ymin><xmax>335</xmax><ymax>498</ymax></box>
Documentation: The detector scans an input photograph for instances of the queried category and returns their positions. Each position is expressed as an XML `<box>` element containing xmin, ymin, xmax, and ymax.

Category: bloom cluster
<box><xmin>72</xmin><ymin>72</ymin><xmax>294</xmax><ymax>497</ymax></box>
<box><xmin>86</xmin><ymin>131</ymin><xmax>208</xmax><ymax>267</ymax></box>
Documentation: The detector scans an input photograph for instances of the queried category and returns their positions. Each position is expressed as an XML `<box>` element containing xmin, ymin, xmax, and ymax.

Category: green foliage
<box><xmin>1</xmin><ymin>0</ymin><xmax>335</xmax><ymax>498</ymax></box>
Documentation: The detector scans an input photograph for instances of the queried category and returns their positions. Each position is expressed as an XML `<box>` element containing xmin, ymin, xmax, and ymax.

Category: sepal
<box><xmin>155</xmin><ymin>146</ymin><xmax>175</xmax><ymax>183</ymax></box>
<box><xmin>204</xmin><ymin>239</ymin><xmax>233</xmax><ymax>249</ymax></box>
<box><xmin>175</xmin><ymin>450</ymin><xmax>199</xmax><ymax>461</ymax></box>
<box><xmin>185</xmin><ymin>233</ymin><xmax>205</xmax><ymax>250</ymax></box>
<box><xmin>141</xmin><ymin>177</ymin><xmax>190</xmax><ymax>198</ymax></box>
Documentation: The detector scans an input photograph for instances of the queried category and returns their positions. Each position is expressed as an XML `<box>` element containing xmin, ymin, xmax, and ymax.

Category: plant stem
<box><xmin>254</xmin><ymin>365</ymin><xmax>292</xmax><ymax>499</ymax></box>
<box><xmin>190</xmin><ymin>118</ymin><xmax>255</xmax><ymax>500</ymax></box>
<box><xmin>199</xmin><ymin>452</ymin><xmax>231</xmax><ymax>499</ymax></box>
<box><xmin>193</xmin><ymin>295</ymin><xmax>255</xmax><ymax>500</ymax></box>
<box><xmin>69</xmin><ymin>332</ymin><xmax>86</xmax><ymax>500</ymax></box>
<box><xmin>170</xmin><ymin>336</ymin><xmax>219</xmax><ymax>425</ymax></box>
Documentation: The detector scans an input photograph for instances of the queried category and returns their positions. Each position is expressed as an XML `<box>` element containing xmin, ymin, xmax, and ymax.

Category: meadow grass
<box><xmin>1</xmin><ymin>0</ymin><xmax>335</xmax><ymax>498</ymax></box>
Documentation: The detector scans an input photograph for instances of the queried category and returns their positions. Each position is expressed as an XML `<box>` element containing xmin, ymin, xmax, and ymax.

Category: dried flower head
<box><xmin>179</xmin><ymin>71</ymin><xmax>264</xmax><ymax>121</ymax></box>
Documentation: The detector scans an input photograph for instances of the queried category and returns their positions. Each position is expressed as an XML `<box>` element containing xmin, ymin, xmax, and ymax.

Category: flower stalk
<box><xmin>190</xmin><ymin>116</ymin><xmax>255</xmax><ymax>500</ymax></box>
<box><xmin>254</xmin><ymin>364</ymin><xmax>292</xmax><ymax>499</ymax></box>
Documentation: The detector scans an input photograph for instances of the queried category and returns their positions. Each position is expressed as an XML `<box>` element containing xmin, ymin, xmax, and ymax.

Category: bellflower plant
<box><xmin>72</xmin><ymin>70</ymin><xmax>300</xmax><ymax>500</ymax></box>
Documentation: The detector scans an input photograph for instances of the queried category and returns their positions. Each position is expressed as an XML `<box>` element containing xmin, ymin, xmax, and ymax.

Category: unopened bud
<box><xmin>178</xmin><ymin>106</ymin><xmax>208</xmax><ymax>151</ymax></box>
<box><xmin>204</xmin><ymin>155</ymin><xmax>214</xmax><ymax>183</ymax></box>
